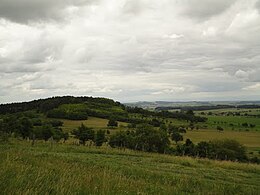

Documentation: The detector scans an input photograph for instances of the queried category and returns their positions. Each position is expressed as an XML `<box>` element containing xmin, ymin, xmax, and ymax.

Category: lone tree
<box><xmin>72</xmin><ymin>123</ymin><xmax>95</xmax><ymax>145</ymax></box>
<box><xmin>171</xmin><ymin>132</ymin><xmax>183</xmax><ymax>144</ymax></box>
<box><xmin>40</xmin><ymin>125</ymin><xmax>54</xmax><ymax>141</ymax></box>
<box><xmin>95</xmin><ymin>130</ymin><xmax>106</xmax><ymax>146</ymax></box>
<box><xmin>107</xmin><ymin>118</ymin><xmax>118</xmax><ymax>127</ymax></box>
<box><xmin>217</xmin><ymin>126</ymin><xmax>224</xmax><ymax>132</ymax></box>
<box><xmin>19</xmin><ymin>117</ymin><xmax>33</xmax><ymax>139</ymax></box>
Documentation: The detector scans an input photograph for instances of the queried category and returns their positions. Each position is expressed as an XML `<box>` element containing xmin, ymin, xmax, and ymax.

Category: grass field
<box><xmin>185</xmin><ymin>130</ymin><xmax>260</xmax><ymax>148</ymax></box>
<box><xmin>196</xmin><ymin>108</ymin><xmax>260</xmax><ymax>115</ymax></box>
<box><xmin>61</xmin><ymin>117</ymin><xmax>128</xmax><ymax>132</ymax></box>
<box><xmin>205</xmin><ymin>115</ymin><xmax>260</xmax><ymax>131</ymax></box>
<box><xmin>0</xmin><ymin>141</ymin><xmax>259</xmax><ymax>194</ymax></box>
<box><xmin>194</xmin><ymin>108</ymin><xmax>260</xmax><ymax>131</ymax></box>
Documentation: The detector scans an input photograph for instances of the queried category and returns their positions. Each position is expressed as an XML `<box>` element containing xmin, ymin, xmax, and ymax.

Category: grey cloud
<box><xmin>0</xmin><ymin>63</ymin><xmax>50</xmax><ymax>73</ymax></box>
<box><xmin>123</xmin><ymin>0</ymin><xmax>143</xmax><ymax>15</ymax></box>
<box><xmin>256</xmin><ymin>0</ymin><xmax>260</xmax><ymax>10</ymax></box>
<box><xmin>180</xmin><ymin>0</ymin><xmax>237</xmax><ymax>20</ymax></box>
<box><xmin>0</xmin><ymin>0</ymin><xmax>96</xmax><ymax>23</ymax></box>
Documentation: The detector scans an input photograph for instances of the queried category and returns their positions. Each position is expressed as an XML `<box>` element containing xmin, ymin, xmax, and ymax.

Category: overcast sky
<box><xmin>0</xmin><ymin>0</ymin><xmax>260</xmax><ymax>103</ymax></box>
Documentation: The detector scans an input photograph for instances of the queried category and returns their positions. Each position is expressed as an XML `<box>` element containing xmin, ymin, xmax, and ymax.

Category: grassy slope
<box><xmin>0</xmin><ymin>141</ymin><xmax>260</xmax><ymax>195</ymax></box>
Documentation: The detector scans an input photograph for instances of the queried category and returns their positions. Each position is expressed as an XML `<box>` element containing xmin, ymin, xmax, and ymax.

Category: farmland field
<box><xmin>61</xmin><ymin>117</ymin><xmax>128</xmax><ymax>132</ymax></box>
<box><xmin>184</xmin><ymin>130</ymin><xmax>260</xmax><ymax>147</ymax></box>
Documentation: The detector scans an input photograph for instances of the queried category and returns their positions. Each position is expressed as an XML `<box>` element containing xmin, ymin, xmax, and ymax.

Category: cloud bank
<box><xmin>0</xmin><ymin>0</ymin><xmax>260</xmax><ymax>103</ymax></box>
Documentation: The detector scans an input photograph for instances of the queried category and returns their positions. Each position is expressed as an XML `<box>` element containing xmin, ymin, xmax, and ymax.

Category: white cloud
<box><xmin>243</xmin><ymin>83</ymin><xmax>260</xmax><ymax>90</ymax></box>
<box><xmin>163</xmin><ymin>34</ymin><xmax>184</xmax><ymax>39</ymax></box>
<box><xmin>0</xmin><ymin>0</ymin><xmax>259</xmax><ymax>103</ymax></box>
<box><xmin>235</xmin><ymin>69</ymin><xmax>249</xmax><ymax>79</ymax></box>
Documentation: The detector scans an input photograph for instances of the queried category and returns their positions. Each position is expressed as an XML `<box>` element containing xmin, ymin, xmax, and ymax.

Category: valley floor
<box><xmin>0</xmin><ymin>141</ymin><xmax>259</xmax><ymax>194</ymax></box>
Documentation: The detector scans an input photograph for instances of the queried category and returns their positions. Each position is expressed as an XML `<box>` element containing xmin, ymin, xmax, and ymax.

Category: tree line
<box><xmin>1</xmin><ymin>114</ymin><xmax>258</xmax><ymax>163</ymax></box>
<box><xmin>0</xmin><ymin>113</ymin><xmax>68</xmax><ymax>143</ymax></box>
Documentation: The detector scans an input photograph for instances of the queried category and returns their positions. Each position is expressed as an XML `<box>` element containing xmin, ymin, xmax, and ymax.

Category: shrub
<box><xmin>0</xmin><ymin>131</ymin><xmax>9</xmax><ymax>143</ymax></box>
<box><xmin>95</xmin><ymin>130</ymin><xmax>106</xmax><ymax>146</ymax></box>
<box><xmin>206</xmin><ymin>139</ymin><xmax>247</xmax><ymax>162</ymax></box>
<box><xmin>72</xmin><ymin>124</ymin><xmax>95</xmax><ymax>145</ymax></box>
<box><xmin>217</xmin><ymin>126</ymin><xmax>224</xmax><ymax>131</ymax></box>
<box><xmin>109</xmin><ymin>131</ymin><xmax>131</xmax><ymax>148</ymax></box>
<box><xmin>107</xmin><ymin>118</ymin><xmax>118</xmax><ymax>127</ymax></box>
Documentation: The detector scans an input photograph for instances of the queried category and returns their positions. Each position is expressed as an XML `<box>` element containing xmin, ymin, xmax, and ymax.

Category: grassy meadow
<box><xmin>184</xmin><ymin>130</ymin><xmax>260</xmax><ymax>148</ymax></box>
<box><xmin>61</xmin><ymin>117</ymin><xmax>128</xmax><ymax>132</ymax></box>
<box><xmin>0</xmin><ymin>140</ymin><xmax>260</xmax><ymax>195</ymax></box>
<box><xmin>196</xmin><ymin>108</ymin><xmax>260</xmax><ymax>131</ymax></box>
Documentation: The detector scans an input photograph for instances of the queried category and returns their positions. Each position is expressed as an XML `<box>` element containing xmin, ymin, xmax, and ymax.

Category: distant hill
<box><xmin>0</xmin><ymin>96</ymin><xmax>207</xmax><ymax>123</ymax></box>
<box><xmin>126</xmin><ymin>101</ymin><xmax>260</xmax><ymax>110</ymax></box>
<box><xmin>0</xmin><ymin>96</ymin><xmax>127</xmax><ymax>120</ymax></box>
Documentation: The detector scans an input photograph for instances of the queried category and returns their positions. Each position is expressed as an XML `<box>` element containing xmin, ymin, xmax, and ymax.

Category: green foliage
<box><xmin>217</xmin><ymin>126</ymin><xmax>224</xmax><ymax>131</ymax></box>
<box><xmin>0</xmin><ymin>96</ymin><xmax>126</xmax><ymax>114</ymax></box>
<box><xmin>177</xmin><ymin>139</ymin><xmax>248</xmax><ymax>162</ymax></box>
<box><xmin>47</xmin><ymin>105</ymin><xmax>88</xmax><ymax>120</ymax></box>
<box><xmin>48</xmin><ymin>120</ymin><xmax>63</xmax><ymax>127</ymax></box>
<box><xmin>19</xmin><ymin>117</ymin><xmax>33</xmax><ymax>139</ymax></box>
<box><xmin>107</xmin><ymin>118</ymin><xmax>118</xmax><ymax>127</ymax></box>
<box><xmin>148</xmin><ymin>118</ymin><xmax>162</xmax><ymax>127</ymax></box>
<box><xmin>0</xmin><ymin>121</ymin><xmax>9</xmax><ymax>143</ymax></box>
<box><xmin>35</xmin><ymin>125</ymin><xmax>54</xmax><ymax>141</ymax></box>
<box><xmin>171</xmin><ymin>132</ymin><xmax>183</xmax><ymax>144</ymax></box>
<box><xmin>109</xmin><ymin>124</ymin><xmax>170</xmax><ymax>153</ymax></box>
<box><xmin>186</xmin><ymin>110</ymin><xmax>194</xmax><ymax>115</ymax></box>
<box><xmin>94</xmin><ymin>130</ymin><xmax>106</xmax><ymax>146</ymax></box>
<box><xmin>47</xmin><ymin>101</ymin><xmax>128</xmax><ymax>121</ymax></box>
<box><xmin>168</xmin><ymin>124</ymin><xmax>186</xmax><ymax>144</ymax></box>
<box><xmin>72</xmin><ymin>124</ymin><xmax>95</xmax><ymax>145</ymax></box>
<box><xmin>159</xmin><ymin>123</ymin><xmax>167</xmax><ymax>131</ymax></box>
<box><xmin>177</xmin><ymin>139</ymin><xmax>196</xmax><ymax>156</ymax></box>
<box><xmin>109</xmin><ymin>131</ymin><xmax>131</xmax><ymax>148</ymax></box>
<box><xmin>208</xmin><ymin>139</ymin><xmax>247</xmax><ymax>161</ymax></box>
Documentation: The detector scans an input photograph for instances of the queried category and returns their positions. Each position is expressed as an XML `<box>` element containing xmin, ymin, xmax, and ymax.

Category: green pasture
<box><xmin>196</xmin><ymin>108</ymin><xmax>260</xmax><ymax>115</ymax></box>
<box><xmin>60</xmin><ymin>117</ymin><xmax>128</xmax><ymax>132</ymax></box>
<box><xmin>205</xmin><ymin>115</ymin><xmax>260</xmax><ymax>131</ymax></box>
<box><xmin>185</xmin><ymin>130</ymin><xmax>260</xmax><ymax>148</ymax></box>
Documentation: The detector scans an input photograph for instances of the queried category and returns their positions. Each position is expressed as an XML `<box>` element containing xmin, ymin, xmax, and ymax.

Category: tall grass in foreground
<box><xmin>0</xmin><ymin>141</ymin><xmax>259</xmax><ymax>194</ymax></box>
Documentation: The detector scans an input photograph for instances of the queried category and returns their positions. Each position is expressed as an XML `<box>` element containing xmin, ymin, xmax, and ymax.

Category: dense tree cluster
<box><xmin>0</xmin><ymin>96</ymin><xmax>125</xmax><ymax>114</ymax></box>
<box><xmin>127</xmin><ymin>107</ymin><xmax>207</xmax><ymax>123</ymax></box>
<box><xmin>109</xmin><ymin>124</ymin><xmax>170</xmax><ymax>153</ymax></box>
<box><xmin>71</xmin><ymin>124</ymin><xmax>106</xmax><ymax>146</ymax></box>
<box><xmin>47</xmin><ymin>108</ymin><xmax>89</xmax><ymax>120</ymax></box>
<box><xmin>107</xmin><ymin>118</ymin><xmax>118</xmax><ymax>127</ymax></box>
<box><xmin>0</xmin><ymin>113</ymin><xmax>68</xmax><ymax>142</ymax></box>
<box><xmin>176</xmin><ymin>139</ymin><xmax>248</xmax><ymax>162</ymax></box>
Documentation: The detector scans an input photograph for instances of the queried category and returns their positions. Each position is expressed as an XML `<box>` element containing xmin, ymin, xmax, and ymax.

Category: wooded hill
<box><xmin>0</xmin><ymin>96</ymin><xmax>206</xmax><ymax>123</ymax></box>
